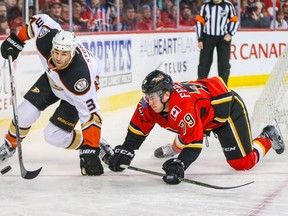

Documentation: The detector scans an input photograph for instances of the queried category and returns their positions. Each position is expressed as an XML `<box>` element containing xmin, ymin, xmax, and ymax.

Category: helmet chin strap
<box><xmin>160</xmin><ymin>92</ymin><xmax>170</xmax><ymax>113</ymax></box>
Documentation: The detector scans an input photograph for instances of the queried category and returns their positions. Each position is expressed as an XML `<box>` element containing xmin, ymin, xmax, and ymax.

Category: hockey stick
<box><xmin>7</xmin><ymin>55</ymin><xmax>42</xmax><ymax>179</ymax></box>
<box><xmin>127</xmin><ymin>165</ymin><xmax>254</xmax><ymax>190</ymax></box>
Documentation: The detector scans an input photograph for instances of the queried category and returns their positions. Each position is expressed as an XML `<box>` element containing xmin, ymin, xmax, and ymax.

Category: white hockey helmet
<box><xmin>52</xmin><ymin>30</ymin><xmax>77</xmax><ymax>53</ymax></box>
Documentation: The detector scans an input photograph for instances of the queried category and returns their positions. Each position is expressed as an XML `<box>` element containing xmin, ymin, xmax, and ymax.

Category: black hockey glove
<box><xmin>79</xmin><ymin>145</ymin><xmax>104</xmax><ymax>176</ymax></box>
<box><xmin>1</xmin><ymin>33</ymin><xmax>25</xmax><ymax>61</ymax></box>
<box><xmin>162</xmin><ymin>158</ymin><xmax>185</xmax><ymax>185</ymax></box>
<box><xmin>108</xmin><ymin>145</ymin><xmax>135</xmax><ymax>172</ymax></box>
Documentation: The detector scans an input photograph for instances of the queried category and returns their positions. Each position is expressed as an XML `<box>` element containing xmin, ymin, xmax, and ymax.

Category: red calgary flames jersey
<box><xmin>127</xmin><ymin>76</ymin><xmax>233</xmax><ymax>151</ymax></box>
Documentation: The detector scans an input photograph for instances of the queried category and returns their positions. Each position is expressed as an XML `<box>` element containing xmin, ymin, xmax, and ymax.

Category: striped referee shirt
<box><xmin>196</xmin><ymin>0</ymin><xmax>239</xmax><ymax>41</ymax></box>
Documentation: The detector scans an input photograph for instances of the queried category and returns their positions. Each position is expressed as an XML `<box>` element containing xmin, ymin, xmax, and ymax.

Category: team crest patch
<box><xmin>170</xmin><ymin>106</ymin><xmax>182</xmax><ymax>120</ymax></box>
<box><xmin>74</xmin><ymin>78</ymin><xmax>89</xmax><ymax>92</ymax></box>
<box><xmin>38</xmin><ymin>26</ymin><xmax>50</xmax><ymax>38</ymax></box>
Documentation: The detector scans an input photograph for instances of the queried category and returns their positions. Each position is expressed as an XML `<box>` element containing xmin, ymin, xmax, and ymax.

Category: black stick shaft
<box><xmin>127</xmin><ymin>165</ymin><xmax>254</xmax><ymax>190</ymax></box>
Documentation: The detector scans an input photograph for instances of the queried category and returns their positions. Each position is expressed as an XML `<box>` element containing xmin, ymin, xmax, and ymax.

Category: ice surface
<box><xmin>0</xmin><ymin>86</ymin><xmax>288</xmax><ymax>216</ymax></box>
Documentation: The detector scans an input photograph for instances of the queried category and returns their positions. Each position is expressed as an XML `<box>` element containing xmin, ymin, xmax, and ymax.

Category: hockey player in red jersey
<box><xmin>0</xmin><ymin>14</ymin><xmax>104</xmax><ymax>176</ymax></box>
<box><xmin>107</xmin><ymin>70</ymin><xmax>285</xmax><ymax>184</ymax></box>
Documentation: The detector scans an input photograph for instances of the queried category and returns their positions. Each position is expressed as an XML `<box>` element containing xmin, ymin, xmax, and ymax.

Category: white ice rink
<box><xmin>0</xmin><ymin>86</ymin><xmax>288</xmax><ymax>216</ymax></box>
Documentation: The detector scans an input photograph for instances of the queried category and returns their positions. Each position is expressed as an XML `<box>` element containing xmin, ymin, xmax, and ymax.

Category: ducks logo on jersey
<box><xmin>74</xmin><ymin>78</ymin><xmax>89</xmax><ymax>92</ymax></box>
<box><xmin>38</xmin><ymin>26</ymin><xmax>50</xmax><ymax>39</ymax></box>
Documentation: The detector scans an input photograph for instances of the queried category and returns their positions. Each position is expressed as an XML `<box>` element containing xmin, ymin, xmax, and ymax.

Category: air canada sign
<box><xmin>231</xmin><ymin>42</ymin><xmax>286</xmax><ymax>60</ymax></box>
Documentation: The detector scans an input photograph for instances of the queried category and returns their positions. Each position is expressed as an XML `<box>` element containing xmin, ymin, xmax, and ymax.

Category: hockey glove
<box><xmin>108</xmin><ymin>145</ymin><xmax>135</xmax><ymax>172</ymax></box>
<box><xmin>1</xmin><ymin>33</ymin><xmax>25</xmax><ymax>61</ymax></box>
<box><xmin>162</xmin><ymin>158</ymin><xmax>185</xmax><ymax>185</ymax></box>
<box><xmin>79</xmin><ymin>145</ymin><xmax>104</xmax><ymax>176</ymax></box>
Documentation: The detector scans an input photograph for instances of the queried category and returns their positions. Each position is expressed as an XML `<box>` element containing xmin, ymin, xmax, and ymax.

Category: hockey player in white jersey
<box><xmin>0</xmin><ymin>14</ymin><xmax>104</xmax><ymax>176</ymax></box>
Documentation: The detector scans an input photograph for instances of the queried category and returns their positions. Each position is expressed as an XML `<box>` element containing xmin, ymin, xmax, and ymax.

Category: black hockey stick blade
<box><xmin>20</xmin><ymin>161</ymin><xmax>42</xmax><ymax>179</ymax></box>
<box><xmin>127</xmin><ymin>166</ymin><xmax>254</xmax><ymax>190</ymax></box>
<box><xmin>17</xmin><ymin>142</ymin><xmax>42</xmax><ymax>179</ymax></box>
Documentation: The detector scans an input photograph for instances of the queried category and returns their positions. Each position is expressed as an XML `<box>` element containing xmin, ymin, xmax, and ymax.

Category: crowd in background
<box><xmin>0</xmin><ymin>0</ymin><xmax>287</xmax><ymax>35</ymax></box>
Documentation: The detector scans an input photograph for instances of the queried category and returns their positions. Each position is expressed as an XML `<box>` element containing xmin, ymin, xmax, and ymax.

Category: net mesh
<box><xmin>251</xmin><ymin>45</ymin><xmax>288</xmax><ymax>142</ymax></box>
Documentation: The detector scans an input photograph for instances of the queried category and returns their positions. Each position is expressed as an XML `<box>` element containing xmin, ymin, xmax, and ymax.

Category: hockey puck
<box><xmin>1</xmin><ymin>165</ymin><xmax>12</xmax><ymax>175</ymax></box>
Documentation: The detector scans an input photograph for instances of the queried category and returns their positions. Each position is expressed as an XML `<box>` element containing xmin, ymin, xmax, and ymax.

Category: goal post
<box><xmin>250</xmin><ymin>45</ymin><xmax>288</xmax><ymax>141</ymax></box>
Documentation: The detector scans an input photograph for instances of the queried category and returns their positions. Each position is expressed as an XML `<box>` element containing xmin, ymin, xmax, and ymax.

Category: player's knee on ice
<box><xmin>227</xmin><ymin>151</ymin><xmax>257</xmax><ymax>171</ymax></box>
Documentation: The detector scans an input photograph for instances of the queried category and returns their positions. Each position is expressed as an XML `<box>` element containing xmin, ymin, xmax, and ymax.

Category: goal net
<box><xmin>250</xmin><ymin>45</ymin><xmax>288</xmax><ymax>142</ymax></box>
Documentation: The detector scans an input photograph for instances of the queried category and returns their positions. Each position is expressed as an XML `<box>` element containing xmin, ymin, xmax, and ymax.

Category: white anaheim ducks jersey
<box><xmin>18</xmin><ymin>14</ymin><xmax>102</xmax><ymax>123</ymax></box>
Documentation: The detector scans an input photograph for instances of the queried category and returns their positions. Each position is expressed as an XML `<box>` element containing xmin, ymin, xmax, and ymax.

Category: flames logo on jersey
<box><xmin>74</xmin><ymin>78</ymin><xmax>89</xmax><ymax>92</ymax></box>
<box><xmin>170</xmin><ymin>106</ymin><xmax>182</xmax><ymax>121</ymax></box>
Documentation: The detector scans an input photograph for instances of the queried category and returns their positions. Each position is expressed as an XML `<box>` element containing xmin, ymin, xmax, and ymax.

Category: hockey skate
<box><xmin>260</xmin><ymin>124</ymin><xmax>285</xmax><ymax>154</ymax></box>
<box><xmin>154</xmin><ymin>144</ymin><xmax>178</xmax><ymax>158</ymax></box>
<box><xmin>0</xmin><ymin>140</ymin><xmax>16</xmax><ymax>162</ymax></box>
<box><xmin>99</xmin><ymin>138</ymin><xmax>114</xmax><ymax>165</ymax></box>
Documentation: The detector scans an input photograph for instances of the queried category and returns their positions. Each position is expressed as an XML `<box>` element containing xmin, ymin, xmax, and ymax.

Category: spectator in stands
<box><xmin>179</xmin><ymin>4</ymin><xmax>196</xmax><ymax>29</ymax></box>
<box><xmin>270</xmin><ymin>9</ymin><xmax>288</xmax><ymax>29</ymax></box>
<box><xmin>161</xmin><ymin>0</ymin><xmax>173</xmax><ymax>17</ymax></box>
<box><xmin>59</xmin><ymin>1</ymin><xmax>89</xmax><ymax>32</ymax></box>
<box><xmin>169</xmin><ymin>5</ymin><xmax>178</xmax><ymax>24</ymax></box>
<box><xmin>121</xmin><ymin>4</ymin><xmax>137</xmax><ymax>31</ymax></box>
<box><xmin>161</xmin><ymin>11</ymin><xmax>176</xmax><ymax>29</ymax></box>
<box><xmin>153</xmin><ymin>5</ymin><xmax>166</xmax><ymax>30</ymax></box>
<box><xmin>77</xmin><ymin>0</ymin><xmax>87</xmax><ymax>12</ymax></box>
<box><xmin>0</xmin><ymin>15</ymin><xmax>10</xmax><ymax>35</ymax></box>
<box><xmin>137</xmin><ymin>4</ymin><xmax>153</xmax><ymax>30</ymax></box>
<box><xmin>47</xmin><ymin>0</ymin><xmax>65</xmax><ymax>25</ymax></box>
<box><xmin>240</xmin><ymin>0</ymin><xmax>249</xmax><ymax>17</ymax></box>
<box><xmin>60</xmin><ymin>3</ymin><xmax>69</xmax><ymax>30</ymax></box>
<box><xmin>282</xmin><ymin>2</ymin><xmax>288</xmax><ymax>23</ymax></box>
<box><xmin>72</xmin><ymin>2</ymin><xmax>90</xmax><ymax>32</ymax></box>
<box><xmin>38</xmin><ymin>0</ymin><xmax>47</xmax><ymax>13</ymax></box>
<box><xmin>123</xmin><ymin>0</ymin><xmax>141</xmax><ymax>12</ymax></box>
<box><xmin>181</xmin><ymin>0</ymin><xmax>201</xmax><ymax>17</ymax></box>
<box><xmin>241</xmin><ymin>2</ymin><xmax>271</xmax><ymax>28</ymax></box>
<box><xmin>5</xmin><ymin>0</ymin><xmax>17</xmax><ymax>26</ymax></box>
<box><xmin>106</xmin><ymin>2</ymin><xmax>120</xmax><ymax>31</ymax></box>
<box><xmin>7</xmin><ymin>0</ymin><xmax>22</xmax><ymax>33</ymax></box>
<box><xmin>4</xmin><ymin>0</ymin><xmax>17</xmax><ymax>12</ymax></box>
<box><xmin>0</xmin><ymin>2</ymin><xmax>7</xmax><ymax>18</ymax></box>
<box><xmin>82</xmin><ymin>0</ymin><xmax>109</xmax><ymax>32</ymax></box>
<box><xmin>263</xmin><ymin>0</ymin><xmax>281</xmax><ymax>17</ymax></box>
<box><xmin>139</xmin><ymin>0</ymin><xmax>154</xmax><ymax>7</ymax></box>
<box><xmin>29</xmin><ymin>5</ymin><xmax>36</xmax><ymax>17</ymax></box>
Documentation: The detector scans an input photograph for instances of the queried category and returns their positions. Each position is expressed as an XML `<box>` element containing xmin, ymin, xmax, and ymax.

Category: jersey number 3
<box><xmin>86</xmin><ymin>99</ymin><xmax>96</xmax><ymax>111</ymax></box>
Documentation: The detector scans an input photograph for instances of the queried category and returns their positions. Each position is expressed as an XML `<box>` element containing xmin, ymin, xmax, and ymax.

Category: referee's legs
<box><xmin>197</xmin><ymin>35</ymin><xmax>215</xmax><ymax>80</ymax></box>
<box><xmin>217</xmin><ymin>39</ymin><xmax>231</xmax><ymax>84</ymax></box>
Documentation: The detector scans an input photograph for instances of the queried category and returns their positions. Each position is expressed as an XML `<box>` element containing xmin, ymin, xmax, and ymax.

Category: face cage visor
<box><xmin>143</xmin><ymin>90</ymin><xmax>164</xmax><ymax>103</ymax></box>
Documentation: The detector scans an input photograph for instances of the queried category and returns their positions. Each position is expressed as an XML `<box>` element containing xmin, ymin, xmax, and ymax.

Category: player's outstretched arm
<box><xmin>1</xmin><ymin>33</ymin><xmax>25</xmax><ymax>61</ymax></box>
